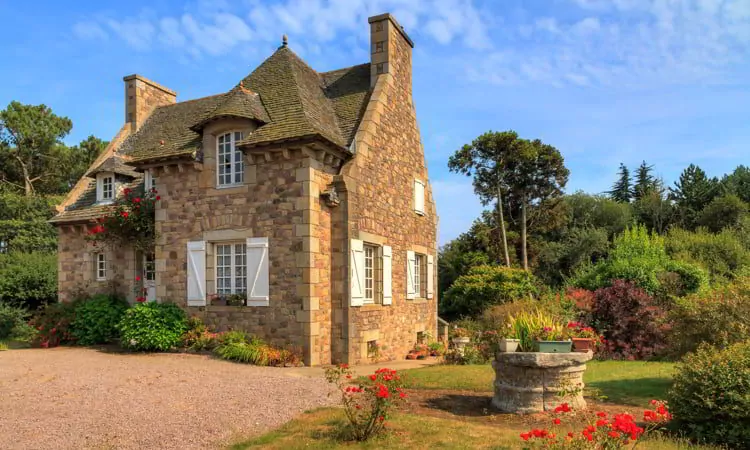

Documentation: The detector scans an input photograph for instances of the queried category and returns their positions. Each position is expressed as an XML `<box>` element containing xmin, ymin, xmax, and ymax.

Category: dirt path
<box><xmin>0</xmin><ymin>347</ymin><xmax>334</xmax><ymax>450</ymax></box>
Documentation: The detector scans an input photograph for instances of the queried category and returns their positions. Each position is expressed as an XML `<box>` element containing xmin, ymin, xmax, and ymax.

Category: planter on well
<box><xmin>572</xmin><ymin>338</ymin><xmax>595</xmax><ymax>353</ymax></box>
<box><xmin>492</xmin><ymin>351</ymin><xmax>593</xmax><ymax>414</ymax></box>
<box><xmin>536</xmin><ymin>340</ymin><xmax>573</xmax><ymax>353</ymax></box>
<box><xmin>498</xmin><ymin>338</ymin><xmax>520</xmax><ymax>353</ymax></box>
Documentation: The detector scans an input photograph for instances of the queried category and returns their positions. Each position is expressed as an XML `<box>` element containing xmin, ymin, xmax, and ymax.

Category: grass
<box><xmin>400</xmin><ymin>360</ymin><xmax>676</xmax><ymax>407</ymax></box>
<box><xmin>230</xmin><ymin>407</ymin><xmax>718</xmax><ymax>450</ymax></box>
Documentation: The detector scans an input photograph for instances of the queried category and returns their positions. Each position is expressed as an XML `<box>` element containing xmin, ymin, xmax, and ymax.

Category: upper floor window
<box><xmin>217</xmin><ymin>131</ymin><xmax>244</xmax><ymax>187</ymax></box>
<box><xmin>414</xmin><ymin>179</ymin><xmax>425</xmax><ymax>215</ymax></box>
<box><xmin>96</xmin><ymin>173</ymin><xmax>115</xmax><ymax>203</ymax></box>
<box><xmin>144</xmin><ymin>169</ymin><xmax>156</xmax><ymax>192</ymax></box>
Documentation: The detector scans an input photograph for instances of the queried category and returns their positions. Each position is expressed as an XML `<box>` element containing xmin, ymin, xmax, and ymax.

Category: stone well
<box><xmin>491</xmin><ymin>351</ymin><xmax>593</xmax><ymax>414</ymax></box>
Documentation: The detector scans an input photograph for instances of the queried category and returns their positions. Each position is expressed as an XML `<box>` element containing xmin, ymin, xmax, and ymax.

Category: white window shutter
<box><xmin>246</xmin><ymin>237</ymin><xmax>269</xmax><ymax>306</ymax></box>
<box><xmin>187</xmin><ymin>241</ymin><xmax>206</xmax><ymax>306</ymax></box>
<box><xmin>406</xmin><ymin>250</ymin><xmax>416</xmax><ymax>300</ymax></box>
<box><xmin>414</xmin><ymin>179</ymin><xmax>425</xmax><ymax>215</ymax></box>
<box><xmin>427</xmin><ymin>254</ymin><xmax>434</xmax><ymax>299</ymax></box>
<box><xmin>382</xmin><ymin>246</ymin><xmax>392</xmax><ymax>305</ymax></box>
<box><xmin>350</xmin><ymin>239</ymin><xmax>365</xmax><ymax>306</ymax></box>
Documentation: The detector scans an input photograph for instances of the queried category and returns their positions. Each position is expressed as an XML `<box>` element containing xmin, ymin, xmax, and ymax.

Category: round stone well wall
<box><xmin>491</xmin><ymin>351</ymin><xmax>593</xmax><ymax>414</ymax></box>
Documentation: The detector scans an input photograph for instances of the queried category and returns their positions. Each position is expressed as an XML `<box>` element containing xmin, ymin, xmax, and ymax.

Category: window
<box><xmin>97</xmin><ymin>173</ymin><xmax>114</xmax><ymax>203</ymax></box>
<box><xmin>144</xmin><ymin>169</ymin><xmax>156</xmax><ymax>192</ymax></box>
<box><xmin>96</xmin><ymin>253</ymin><xmax>107</xmax><ymax>280</ymax></box>
<box><xmin>414</xmin><ymin>179</ymin><xmax>425</xmax><ymax>215</ymax></box>
<box><xmin>144</xmin><ymin>252</ymin><xmax>155</xmax><ymax>282</ymax></box>
<box><xmin>414</xmin><ymin>253</ymin><xmax>425</xmax><ymax>297</ymax></box>
<box><xmin>363</xmin><ymin>244</ymin><xmax>382</xmax><ymax>304</ymax></box>
<box><xmin>215</xmin><ymin>243</ymin><xmax>247</xmax><ymax>296</ymax></box>
<box><xmin>217</xmin><ymin>131</ymin><xmax>244</xmax><ymax>187</ymax></box>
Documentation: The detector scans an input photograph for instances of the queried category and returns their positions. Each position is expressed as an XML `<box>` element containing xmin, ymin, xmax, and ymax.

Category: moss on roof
<box><xmin>50</xmin><ymin>175</ymin><xmax>144</xmax><ymax>224</ymax></box>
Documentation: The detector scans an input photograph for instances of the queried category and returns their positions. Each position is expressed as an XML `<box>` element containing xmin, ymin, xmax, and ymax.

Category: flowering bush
<box><xmin>519</xmin><ymin>400</ymin><xmax>671</xmax><ymax>448</ymax></box>
<box><xmin>86</xmin><ymin>186</ymin><xmax>158</xmax><ymax>252</ymax></box>
<box><xmin>213</xmin><ymin>331</ymin><xmax>302</xmax><ymax>366</ymax></box>
<box><xmin>324</xmin><ymin>364</ymin><xmax>407</xmax><ymax>441</ymax></box>
<box><xmin>29</xmin><ymin>301</ymin><xmax>78</xmax><ymax>347</ymax></box>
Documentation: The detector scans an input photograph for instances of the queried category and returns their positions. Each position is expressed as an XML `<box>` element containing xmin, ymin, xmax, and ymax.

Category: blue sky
<box><xmin>1</xmin><ymin>0</ymin><xmax>749</xmax><ymax>244</ymax></box>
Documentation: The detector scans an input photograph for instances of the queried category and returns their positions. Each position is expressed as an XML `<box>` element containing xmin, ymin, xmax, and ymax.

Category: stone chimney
<box><xmin>368</xmin><ymin>13</ymin><xmax>414</xmax><ymax>88</ymax></box>
<box><xmin>123</xmin><ymin>74</ymin><xmax>177</xmax><ymax>132</ymax></box>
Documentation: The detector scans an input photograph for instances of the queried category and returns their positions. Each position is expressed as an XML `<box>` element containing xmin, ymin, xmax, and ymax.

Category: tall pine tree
<box><xmin>670</xmin><ymin>164</ymin><xmax>719</xmax><ymax>229</ymax></box>
<box><xmin>633</xmin><ymin>160</ymin><xmax>656</xmax><ymax>201</ymax></box>
<box><xmin>608</xmin><ymin>163</ymin><xmax>633</xmax><ymax>203</ymax></box>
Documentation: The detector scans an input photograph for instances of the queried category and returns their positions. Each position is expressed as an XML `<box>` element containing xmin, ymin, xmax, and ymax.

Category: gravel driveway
<box><xmin>0</xmin><ymin>347</ymin><xmax>334</xmax><ymax>450</ymax></box>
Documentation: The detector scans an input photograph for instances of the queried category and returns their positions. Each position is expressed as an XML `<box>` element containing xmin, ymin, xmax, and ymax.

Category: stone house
<box><xmin>51</xmin><ymin>13</ymin><xmax>437</xmax><ymax>366</ymax></box>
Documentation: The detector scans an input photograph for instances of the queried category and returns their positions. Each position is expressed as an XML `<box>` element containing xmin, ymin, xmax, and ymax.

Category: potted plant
<box><xmin>533</xmin><ymin>325</ymin><xmax>572</xmax><ymax>353</ymax></box>
<box><xmin>209</xmin><ymin>294</ymin><xmax>226</xmax><ymax>306</ymax></box>
<box><xmin>497</xmin><ymin>323</ymin><xmax>520</xmax><ymax>353</ymax></box>
<box><xmin>428</xmin><ymin>341</ymin><xmax>445</xmax><ymax>357</ymax></box>
<box><xmin>226</xmin><ymin>293</ymin><xmax>246</xmax><ymax>307</ymax></box>
<box><xmin>566</xmin><ymin>322</ymin><xmax>600</xmax><ymax>353</ymax></box>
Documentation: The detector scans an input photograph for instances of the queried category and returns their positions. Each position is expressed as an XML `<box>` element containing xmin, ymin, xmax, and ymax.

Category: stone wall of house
<box><xmin>336</xmin><ymin>15</ymin><xmax>438</xmax><ymax>364</ymax></box>
<box><xmin>153</xmin><ymin>126</ymin><xmax>328</xmax><ymax>359</ymax></box>
<box><xmin>57</xmin><ymin>226</ymin><xmax>137</xmax><ymax>302</ymax></box>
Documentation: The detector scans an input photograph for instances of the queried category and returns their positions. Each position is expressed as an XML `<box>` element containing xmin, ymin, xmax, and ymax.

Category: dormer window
<box><xmin>96</xmin><ymin>173</ymin><xmax>115</xmax><ymax>203</ymax></box>
<box><xmin>217</xmin><ymin>131</ymin><xmax>244</xmax><ymax>187</ymax></box>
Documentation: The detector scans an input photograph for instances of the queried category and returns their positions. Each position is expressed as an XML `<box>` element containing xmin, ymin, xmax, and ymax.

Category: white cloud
<box><xmin>471</xmin><ymin>0</ymin><xmax>750</xmax><ymax>89</ymax></box>
<box><xmin>106</xmin><ymin>18</ymin><xmax>156</xmax><ymax>51</ymax></box>
<box><xmin>71</xmin><ymin>0</ymin><xmax>492</xmax><ymax>58</ymax></box>
<box><xmin>72</xmin><ymin>21</ymin><xmax>108</xmax><ymax>41</ymax></box>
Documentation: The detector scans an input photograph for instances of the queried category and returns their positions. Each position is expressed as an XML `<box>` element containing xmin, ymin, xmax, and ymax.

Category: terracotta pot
<box><xmin>406</xmin><ymin>352</ymin><xmax>418</xmax><ymax>360</ymax></box>
<box><xmin>572</xmin><ymin>338</ymin><xmax>595</xmax><ymax>353</ymax></box>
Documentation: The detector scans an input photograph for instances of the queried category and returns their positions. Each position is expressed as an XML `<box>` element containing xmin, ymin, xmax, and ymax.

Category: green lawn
<box><xmin>400</xmin><ymin>360</ymin><xmax>676</xmax><ymax>407</ymax></box>
<box><xmin>231</xmin><ymin>407</ymin><xmax>715</xmax><ymax>450</ymax></box>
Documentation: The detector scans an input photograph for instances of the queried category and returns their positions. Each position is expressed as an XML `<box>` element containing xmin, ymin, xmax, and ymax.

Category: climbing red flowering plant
<box><xmin>519</xmin><ymin>400</ymin><xmax>672</xmax><ymax>449</ymax></box>
<box><xmin>86</xmin><ymin>187</ymin><xmax>158</xmax><ymax>252</ymax></box>
<box><xmin>324</xmin><ymin>364</ymin><xmax>408</xmax><ymax>441</ymax></box>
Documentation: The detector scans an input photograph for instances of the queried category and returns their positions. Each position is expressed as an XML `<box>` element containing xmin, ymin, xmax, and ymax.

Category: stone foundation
<box><xmin>491</xmin><ymin>351</ymin><xmax>593</xmax><ymax>414</ymax></box>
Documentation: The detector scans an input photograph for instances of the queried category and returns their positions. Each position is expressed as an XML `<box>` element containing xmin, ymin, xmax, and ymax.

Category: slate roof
<box><xmin>52</xmin><ymin>45</ymin><xmax>372</xmax><ymax>223</ymax></box>
<box><xmin>49</xmin><ymin>175</ymin><xmax>144</xmax><ymax>224</ymax></box>
<box><xmin>85</xmin><ymin>155</ymin><xmax>140</xmax><ymax>178</ymax></box>
<box><xmin>190</xmin><ymin>85</ymin><xmax>270</xmax><ymax>132</ymax></box>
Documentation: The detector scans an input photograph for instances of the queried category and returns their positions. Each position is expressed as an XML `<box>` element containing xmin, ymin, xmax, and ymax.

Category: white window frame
<box><xmin>214</xmin><ymin>242</ymin><xmax>247</xmax><ymax>296</ymax></box>
<box><xmin>96</xmin><ymin>172</ymin><xmax>115</xmax><ymax>203</ymax></box>
<box><xmin>96</xmin><ymin>252</ymin><xmax>107</xmax><ymax>281</ymax></box>
<box><xmin>216</xmin><ymin>131</ymin><xmax>244</xmax><ymax>188</ymax></box>
<box><xmin>363</xmin><ymin>243</ymin><xmax>382</xmax><ymax>305</ymax></box>
<box><xmin>414</xmin><ymin>253</ymin><xmax>423</xmax><ymax>297</ymax></box>
<box><xmin>144</xmin><ymin>169</ymin><xmax>156</xmax><ymax>192</ymax></box>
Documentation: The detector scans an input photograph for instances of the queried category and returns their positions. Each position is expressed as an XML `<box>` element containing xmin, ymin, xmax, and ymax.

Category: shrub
<box><xmin>665</xmin><ymin>227</ymin><xmax>750</xmax><ymax>282</ymax></box>
<box><xmin>29</xmin><ymin>301</ymin><xmax>78</xmax><ymax>347</ymax></box>
<box><xmin>0</xmin><ymin>253</ymin><xmax>57</xmax><ymax>310</ymax></box>
<box><xmin>325</xmin><ymin>365</ymin><xmax>407</xmax><ymax>441</ymax></box>
<box><xmin>118</xmin><ymin>302</ymin><xmax>187</xmax><ymax>351</ymax></box>
<box><xmin>571</xmin><ymin>225</ymin><xmax>706</xmax><ymax>296</ymax></box>
<box><xmin>213</xmin><ymin>333</ymin><xmax>301</xmax><ymax>366</ymax></box>
<box><xmin>591</xmin><ymin>280</ymin><xmax>667</xmax><ymax>359</ymax></box>
<box><xmin>441</xmin><ymin>265</ymin><xmax>538</xmax><ymax>318</ymax></box>
<box><xmin>667</xmin><ymin>278</ymin><xmax>750</xmax><ymax>357</ymax></box>
<box><xmin>69</xmin><ymin>294</ymin><xmax>129</xmax><ymax>345</ymax></box>
<box><xmin>668</xmin><ymin>342</ymin><xmax>750</xmax><ymax>447</ymax></box>
<box><xmin>0</xmin><ymin>302</ymin><xmax>28</xmax><ymax>339</ymax></box>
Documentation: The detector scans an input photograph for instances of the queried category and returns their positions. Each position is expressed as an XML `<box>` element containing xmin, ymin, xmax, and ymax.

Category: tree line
<box><xmin>440</xmin><ymin>130</ymin><xmax>750</xmax><ymax>317</ymax></box>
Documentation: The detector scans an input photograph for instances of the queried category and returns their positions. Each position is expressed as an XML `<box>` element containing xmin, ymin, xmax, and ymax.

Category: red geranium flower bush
<box><xmin>324</xmin><ymin>364</ymin><xmax>407</xmax><ymax>441</ymax></box>
<box><xmin>520</xmin><ymin>400</ymin><xmax>672</xmax><ymax>449</ymax></box>
<box><xmin>86</xmin><ymin>186</ymin><xmax>158</xmax><ymax>252</ymax></box>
